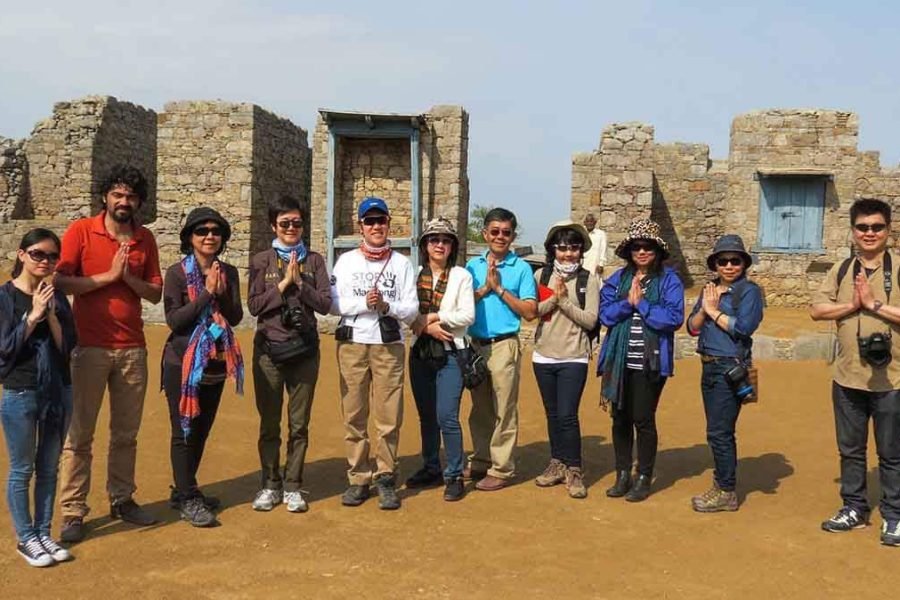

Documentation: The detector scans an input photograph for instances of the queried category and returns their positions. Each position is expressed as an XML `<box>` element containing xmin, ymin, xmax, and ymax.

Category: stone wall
<box><xmin>0</xmin><ymin>137</ymin><xmax>28</xmax><ymax>223</ymax></box>
<box><xmin>572</xmin><ymin>109</ymin><xmax>900</xmax><ymax>305</ymax></box>
<box><xmin>309</xmin><ymin>105</ymin><xmax>469</xmax><ymax>265</ymax></box>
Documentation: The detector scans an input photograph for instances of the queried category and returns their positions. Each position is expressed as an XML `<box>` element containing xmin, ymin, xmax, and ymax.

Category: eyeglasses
<box><xmin>630</xmin><ymin>243</ymin><xmax>657</xmax><ymax>253</ymax></box>
<box><xmin>715</xmin><ymin>257</ymin><xmax>744</xmax><ymax>267</ymax></box>
<box><xmin>554</xmin><ymin>243</ymin><xmax>583</xmax><ymax>252</ymax></box>
<box><xmin>362</xmin><ymin>216</ymin><xmax>388</xmax><ymax>227</ymax></box>
<box><xmin>427</xmin><ymin>236</ymin><xmax>454</xmax><ymax>246</ymax></box>
<box><xmin>854</xmin><ymin>223</ymin><xmax>887</xmax><ymax>234</ymax></box>
<box><xmin>193</xmin><ymin>226</ymin><xmax>223</xmax><ymax>237</ymax></box>
<box><xmin>277</xmin><ymin>219</ymin><xmax>303</xmax><ymax>230</ymax></box>
<box><xmin>26</xmin><ymin>249</ymin><xmax>60</xmax><ymax>264</ymax></box>
<box><xmin>486</xmin><ymin>228</ymin><xmax>513</xmax><ymax>238</ymax></box>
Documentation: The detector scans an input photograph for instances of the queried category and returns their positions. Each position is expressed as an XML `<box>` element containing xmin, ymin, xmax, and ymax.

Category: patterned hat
<box><xmin>418</xmin><ymin>216</ymin><xmax>458</xmax><ymax>246</ymax></box>
<box><xmin>614</xmin><ymin>218</ymin><xmax>670</xmax><ymax>259</ymax></box>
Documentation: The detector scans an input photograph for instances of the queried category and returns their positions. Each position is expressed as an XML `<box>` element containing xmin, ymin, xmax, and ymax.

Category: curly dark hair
<box><xmin>99</xmin><ymin>165</ymin><xmax>148</xmax><ymax>204</ymax></box>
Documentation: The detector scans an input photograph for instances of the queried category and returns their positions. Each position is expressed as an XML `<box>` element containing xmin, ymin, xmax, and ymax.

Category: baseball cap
<box><xmin>357</xmin><ymin>197</ymin><xmax>390</xmax><ymax>219</ymax></box>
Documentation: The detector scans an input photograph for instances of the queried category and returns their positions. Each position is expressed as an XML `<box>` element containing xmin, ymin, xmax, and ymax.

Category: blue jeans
<box><xmin>532</xmin><ymin>362</ymin><xmax>588</xmax><ymax>467</ymax></box>
<box><xmin>409</xmin><ymin>354</ymin><xmax>465</xmax><ymax>480</ymax></box>
<box><xmin>701</xmin><ymin>361</ymin><xmax>743</xmax><ymax>491</ymax></box>
<box><xmin>1</xmin><ymin>387</ymin><xmax>72</xmax><ymax>542</ymax></box>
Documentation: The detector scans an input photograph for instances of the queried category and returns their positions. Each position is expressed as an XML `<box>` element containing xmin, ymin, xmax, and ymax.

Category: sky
<box><xmin>1</xmin><ymin>0</ymin><xmax>898</xmax><ymax>243</ymax></box>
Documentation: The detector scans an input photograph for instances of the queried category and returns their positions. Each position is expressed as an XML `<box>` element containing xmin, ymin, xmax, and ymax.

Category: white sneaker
<box><xmin>39</xmin><ymin>535</ymin><xmax>72</xmax><ymax>562</ymax></box>
<box><xmin>252</xmin><ymin>488</ymin><xmax>282</xmax><ymax>512</ymax></box>
<box><xmin>17</xmin><ymin>537</ymin><xmax>55</xmax><ymax>567</ymax></box>
<box><xmin>284</xmin><ymin>490</ymin><xmax>309</xmax><ymax>513</ymax></box>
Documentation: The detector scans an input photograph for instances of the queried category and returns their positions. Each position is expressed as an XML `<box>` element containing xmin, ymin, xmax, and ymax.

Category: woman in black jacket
<box><xmin>0</xmin><ymin>228</ymin><xmax>77</xmax><ymax>566</ymax></box>
<box><xmin>162</xmin><ymin>207</ymin><xmax>243</xmax><ymax>527</ymax></box>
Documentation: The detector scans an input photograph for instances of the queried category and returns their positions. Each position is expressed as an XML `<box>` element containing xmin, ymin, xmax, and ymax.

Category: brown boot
<box><xmin>691</xmin><ymin>484</ymin><xmax>739</xmax><ymax>513</ymax></box>
<box><xmin>535</xmin><ymin>459</ymin><xmax>566</xmax><ymax>487</ymax></box>
<box><xmin>565</xmin><ymin>466</ymin><xmax>587</xmax><ymax>499</ymax></box>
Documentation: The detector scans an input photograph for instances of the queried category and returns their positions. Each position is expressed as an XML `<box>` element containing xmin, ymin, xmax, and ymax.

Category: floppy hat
<box><xmin>418</xmin><ymin>216</ymin><xmax>458</xmax><ymax>246</ymax></box>
<box><xmin>614</xmin><ymin>218</ymin><xmax>670</xmax><ymax>259</ymax></box>
<box><xmin>180</xmin><ymin>206</ymin><xmax>231</xmax><ymax>244</ymax></box>
<box><xmin>543</xmin><ymin>219</ymin><xmax>592</xmax><ymax>252</ymax></box>
<box><xmin>358</xmin><ymin>197</ymin><xmax>390</xmax><ymax>219</ymax></box>
<box><xmin>706</xmin><ymin>234</ymin><xmax>752</xmax><ymax>270</ymax></box>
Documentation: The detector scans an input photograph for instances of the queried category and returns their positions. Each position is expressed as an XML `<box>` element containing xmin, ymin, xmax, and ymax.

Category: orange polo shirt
<box><xmin>57</xmin><ymin>212</ymin><xmax>163</xmax><ymax>348</ymax></box>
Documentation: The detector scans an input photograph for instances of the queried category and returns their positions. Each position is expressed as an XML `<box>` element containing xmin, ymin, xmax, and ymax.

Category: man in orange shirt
<box><xmin>55</xmin><ymin>165</ymin><xmax>163</xmax><ymax>542</ymax></box>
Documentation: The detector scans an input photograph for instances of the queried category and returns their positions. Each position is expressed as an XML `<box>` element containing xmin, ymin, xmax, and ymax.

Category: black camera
<box><xmin>858</xmin><ymin>331</ymin><xmax>892</xmax><ymax>368</ymax></box>
<box><xmin>281</xmin><ymin>304</ymin><xmax>307</xmax><ymax>331</ymax></box>
<box><xmin>724</xmin><ymin>363</ymin><xmax>755</xmax><ymax>402</ymax></box>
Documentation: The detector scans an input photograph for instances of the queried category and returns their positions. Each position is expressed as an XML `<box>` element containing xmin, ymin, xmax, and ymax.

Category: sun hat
<box><xmin>613</xmin><ymin>218</ymin><xmax>670</xmax><ymax>260</ymax></box>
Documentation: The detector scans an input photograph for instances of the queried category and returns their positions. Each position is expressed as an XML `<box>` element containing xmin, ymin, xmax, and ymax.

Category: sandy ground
<box><xmin>0</xmin><ymin>326</ymin><xmax>894</xmax><ymax>599</ymax></box>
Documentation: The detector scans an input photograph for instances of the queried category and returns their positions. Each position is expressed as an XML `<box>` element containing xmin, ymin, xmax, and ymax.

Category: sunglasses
<box><xmin>26</xmin><ymin>249</ymin><xmax>60</xmax><ymax>264</ymax></box>
<box><xmin>854</xmin><ymin>223</ymin><xmax>887</xmax><ymax>234</ymax></box>
<box><xmin>193</xmin><ymin>226</ymin><xmax>223</xmax><ymax>237</ymax></box>
<box><xmin>715</xmin><ymin>257</ymin><xmax>744</xmax><ymax>267</ymax></box>
<box><xmin>630</xmin><ymin>243</ymin><xmax>657</xmax><ymax>253</ymax></box>
<box><xmin>362</xmin><ymin>216</ymin><xmax>388</xmax><ymax>227</ymax></box>
<box><xmin>554</xmin><ymin>243</ymin><xmax>583</xmax><ymax>252</ymax></box>
<box><xmin>277</xmin><ymin>219</ymin><xmax>303</xmax><ymax>230</ymax></box>
<box><xmin>427</xmin><ymin>236</ymin><xmax>454</xmax><ymax>246</ymax></box>
<box><xmin>486</xmin><ymin>228</ymin><xmax>513</xmax><ymax>238</ymax></box>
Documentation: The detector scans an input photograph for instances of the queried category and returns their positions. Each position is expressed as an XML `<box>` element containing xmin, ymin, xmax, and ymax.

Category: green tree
<box><xmin>467</xmin><ymin>204</ymin><xmax>494</xmax><ymax>242</ymax></box>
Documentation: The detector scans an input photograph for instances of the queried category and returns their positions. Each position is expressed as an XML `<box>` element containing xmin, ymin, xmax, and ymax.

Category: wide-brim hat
<box><xmin>706</xmin><ymin>234</ymin><xmax>752</xmax><ymax>270</ymax></box>
<box><xmin>614</xmin><ymin>218</ymin><xmax>670</xmax><ymax>259</ymax></box>
<box><xmin>180</xmin><ymin>206</ymin><xmax>231</xmax><ymax>244</ymax></box>
<box><xmin>417</xmin><ymin>216</ymin><xmax>458</xmax><ymax>247</ymax></box>
<box><xmin>543</xmin><ymin>219</ymin><xmax>592</xmax><ymax>252</ymax></box>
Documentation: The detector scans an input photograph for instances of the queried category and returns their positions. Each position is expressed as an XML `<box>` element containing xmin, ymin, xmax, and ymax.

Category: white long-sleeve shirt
<box><xmin>409</xmin><ymin>265</ymin><xmax>475</xmax><ymax>350</ymax></box>
<box><xmin>330</xmin><ymin>249</ymin><xmax>419</xmax><ymax>345</ymax></box>
<box><xmin>583</xmin><ymin>228</ymin><xmax>608</xmax><ymax>275</ymax></box>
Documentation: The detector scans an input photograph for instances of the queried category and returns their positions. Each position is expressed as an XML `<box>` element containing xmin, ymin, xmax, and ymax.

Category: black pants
<box><xmin>832</xmin><ymin>382</ymin><xmax>900</xmax><ymax>520</ymax></box>
<box><xmin>612</xmin><ymin>369</ymin><xmax>666</xmax><ymax>476</ymax></box>
<box><xmin>163</xmin><ymin>364</ymin><xmax>224</xmax><ymax>498</ymax></box>
<box><xmin>533</xmin><ymin>362</ymin><xmax>588</xmax><ymax>467</ymax></box>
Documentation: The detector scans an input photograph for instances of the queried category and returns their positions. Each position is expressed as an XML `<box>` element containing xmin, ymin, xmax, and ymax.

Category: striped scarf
<box><xmin>179</xmin><ymin>254</ymin><xmax>244</xmax><ymax>437</ymax></box>
<box><xmin>417</xmin><ymin>266</ymin><xmax>449</xmax><ymax>314</ymax></box>
<box><xmin>360</xmin><ymin>240</ymin><xmax>392</xmax><ymax>262</ymax></box>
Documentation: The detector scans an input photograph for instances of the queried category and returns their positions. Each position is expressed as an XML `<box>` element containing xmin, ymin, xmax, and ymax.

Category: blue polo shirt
<box><xmin>466</xmin><ymin>251</ymin><xmax>537</xmax><ymax>338</ymax></box>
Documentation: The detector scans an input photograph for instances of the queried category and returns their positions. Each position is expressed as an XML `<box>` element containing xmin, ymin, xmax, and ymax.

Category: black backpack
<box><xmin>539</xmin><ymin>266</ymin><xmax>601</xmax><ymax>343</ymax></box>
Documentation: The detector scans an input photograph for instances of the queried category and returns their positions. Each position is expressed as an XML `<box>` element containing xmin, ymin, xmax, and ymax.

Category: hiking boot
<box><xmin>169</xmin><ymin>486</ymin><xmax>221</xmax><ymax>511</ymax></box>
<box><xmin>443</xmin><ymin>477</ymin><xmax>466</xmax><ymax>502</ymax></box>
<box><xmin>881</xmin><ymin>520</ymin><xmax>900</xmax><ymax>546</ymax></box>
<box><xmin>341</xmin><ymin>484</ymin><xmax>370</xmax><ymax>507</ymax></box>
<box><xmin>38</xmin><ymin>535</ymin><xmax>72</xmax><ymax>562</ymax></box>
<box><xmin>60</xmin><ymin>517</ymin><xmax>85</xmax><ymax>544</ymax></box>
<box><xmin>821</xmin><ymin>506</ymin><xmax>869</xmax><ymax>532</ymax></box>
<box><xmin>535</xmin><ymin>459</ymin><xmax>566</xmax><ymax>488</ymax></box>
<box><xmin>625</xmin><ymin>474</ymin><xmax>652</xmax><ymax>502</ymax></box>
<box><xmin>252</xmin><ymin>488</ymin><xmax>282</xmax><ymax>512</ymax></box>
<box><xmin>565</xmin><ymin>466</ymin><xmax>588</xmax><ymax>499</ymax></box>
<box><xmin>374</xmin><ymin>475</ymin><xmax>401</xmax><ymax>510</ymax></box>
<box><xmin>110</xmin><ymin>499</ymin><xmax>157</xmax><ymax>526</ymax></box>
<box><xmin>605</xmin><ymin>470</ymin><xmax>632</xmax><ymax>498</ymax></box>
<box><xmin>463</xmin><ymin>465</ymin><xmax>487</xmax><ymax>481</ymax></box>
<box><xmin>284</xmin><ymin>490</ymin><xmax>309</xmax><ymax>513</ymax></box>
<box><xmin>16</xmin><ymin>537</ymin><xmax>54</xmax><ymax>568</ymax></box>
<box><xmin>180</xmin><ymin>496</ymin><xmax>218</xmax><ymax>528</ymax></box>
<box><xmin>691</xmin><ymin>485</ymin><xmax>738</xmax><ymax>513</ymax></box>
<box><xmin>405</xmin><ymin>468</ymin><xmax>443</xmax><ymax>489</ymax></box>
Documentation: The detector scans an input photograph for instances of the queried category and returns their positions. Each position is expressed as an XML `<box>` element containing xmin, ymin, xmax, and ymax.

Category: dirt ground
<box><xmin>0</xmin><ymin>325</ymin><xmax>894</xmax><ymax>599</ymax></box>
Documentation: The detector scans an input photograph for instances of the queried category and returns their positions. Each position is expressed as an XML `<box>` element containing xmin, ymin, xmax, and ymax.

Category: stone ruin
<box><xmin>571</xmin><ymin>109</ymin><xmax>900</xmax><ymax>306</ymax></box>
<box><xmin>0</xmin><ymin>96</ymin><xmax>470</xmax><ymax>323</ymax></box>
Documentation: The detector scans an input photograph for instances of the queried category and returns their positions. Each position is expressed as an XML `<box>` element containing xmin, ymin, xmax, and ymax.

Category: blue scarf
<box><xmin>600</xmin><ymin>269</ymin><xmax>661</xmax><ymax>410</ymax></box>
<box><xmin>272</xmin><ymin>239</ymin><xmax>307</xmax><ymax>263</ymax></box>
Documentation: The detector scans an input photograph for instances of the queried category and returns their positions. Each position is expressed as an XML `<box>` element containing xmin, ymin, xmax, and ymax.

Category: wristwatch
<box><xmin>873</xmin><ymin>300</ymin><xmax>884</xmax><ymax>313</ymax></box>
<box><xmin>496</xmin><ymin>286</ymin><xmax>506</xmax><ymax>298</ymax></box>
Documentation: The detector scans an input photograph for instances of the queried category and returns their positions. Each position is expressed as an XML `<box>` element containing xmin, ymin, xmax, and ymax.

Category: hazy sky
<box><xmin>1</xmin><ymin>1</ymin><xmax>897</xmax><ymax>243</ymax></box>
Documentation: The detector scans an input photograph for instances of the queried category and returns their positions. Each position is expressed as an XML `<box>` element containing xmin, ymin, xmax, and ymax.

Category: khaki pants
<box><xmin>337</xmin><ymin>342</ymin><xmax>405</xmax><ymax>485</ymax></box>
<box><xmin>58</xmin><ymin>346</ymin><xmax>148</xmax><ymax>518</ymax></box>
<box><xmin>468</xmin><ymin>337</ymin><xmax>521</xmax><ymax>479</ymax></box>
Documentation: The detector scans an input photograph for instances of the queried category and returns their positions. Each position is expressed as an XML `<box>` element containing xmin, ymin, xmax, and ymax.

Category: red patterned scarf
<box><xmin>417</xmin><ymin>266</ymin><xmax>449</xmax><ymax>314</ymax></box>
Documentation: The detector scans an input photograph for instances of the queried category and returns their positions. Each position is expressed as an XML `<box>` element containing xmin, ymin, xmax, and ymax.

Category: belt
<box><xmin>472</xmin><ymin>332</ymin><xmax>517</xmax><ymax>345</ymax></box>
<box><xmin>700</xmin><ymin>354</ymin><xmax>738</xmax><ymax>363</ymax></box>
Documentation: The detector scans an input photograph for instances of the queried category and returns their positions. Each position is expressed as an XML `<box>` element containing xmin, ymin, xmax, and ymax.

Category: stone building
<box><xmin>309</xmin><ymin>105</ymin><xmax>469</xmax><ymax>269</ymax></box>
<box><xmin>572</xmin><ymin>109</ymin><xmax>900</xmax><ymax>306</ymax></box>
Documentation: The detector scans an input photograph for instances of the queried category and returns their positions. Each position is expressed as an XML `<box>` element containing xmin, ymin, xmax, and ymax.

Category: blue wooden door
<box><xmin>758</xmin><ymin>177</ymin><xmax>825</xmax><ymax>251</ymax></box>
